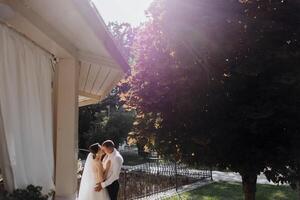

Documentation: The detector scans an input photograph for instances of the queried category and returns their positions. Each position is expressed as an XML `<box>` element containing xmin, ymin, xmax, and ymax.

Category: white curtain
<box><xmin>0</xmin><ymin>23</ymin><xmax>54</xmax><ymax>193</ymax></box>
<box><xmin>0</xmin><ymin>106</ymin><xmax>14</xmax><ymax>192</ymax></box>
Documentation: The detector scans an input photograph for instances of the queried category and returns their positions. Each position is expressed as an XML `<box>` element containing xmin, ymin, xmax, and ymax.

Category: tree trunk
<box><xmin>241</xmin><ymin>173</ymin><xmax>257</xmax><ymax>200</ymax></box>
<box><xmin>297</xmin><ymin>181</ymin><xmax>300</xmax><ymax>200</ymax></box>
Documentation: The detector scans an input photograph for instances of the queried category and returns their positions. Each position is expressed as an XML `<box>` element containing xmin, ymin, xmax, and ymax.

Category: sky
<box><xmin>92</xmin><ymin>0</ymin><xmax>153</xmax><ymax>26</ymax></box>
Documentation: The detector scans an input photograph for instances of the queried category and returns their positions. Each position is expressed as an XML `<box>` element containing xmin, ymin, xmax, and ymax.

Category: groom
<box><xmin>95</xmin><ymin>140</ymin><xmax>123</xmax><ymax>200</ymax></box>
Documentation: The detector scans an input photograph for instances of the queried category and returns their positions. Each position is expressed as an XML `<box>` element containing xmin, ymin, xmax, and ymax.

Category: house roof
<box><xmin>0</xmin><ymin>0</ymin><xmax>129</xmax><ymax>106</ymax></box>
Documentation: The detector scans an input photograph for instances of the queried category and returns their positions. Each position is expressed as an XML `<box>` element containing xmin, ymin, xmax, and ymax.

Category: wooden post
<box><xmin>54</xmin><ymin>58</ymin><xmax>79</xmax><ymax>200</ymax></box>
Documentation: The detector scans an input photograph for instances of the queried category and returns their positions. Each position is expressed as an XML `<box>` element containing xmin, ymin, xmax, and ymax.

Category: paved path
<box><xmin>123</xmin><ymin>164</ymin><xmax>273</xmax><ymax>185</ymax></box>
<box><xmin>135</xmin><ymin>172</ymin><xmax>274</xmax><ymax>200</ymax></box>
<box><xmin>124</xmin><ymin>164</ymin><xmax>277</xmax><ymax>200</ymax></box>
<box><xmin>137</xmin><ymin>180</ymin><xmax>213</xmax><ymax>200</ymax></box>
<box><xmin>212</xmin><ymin>171</ymin><xmax>274</xmax><ymax>185</ymax></box>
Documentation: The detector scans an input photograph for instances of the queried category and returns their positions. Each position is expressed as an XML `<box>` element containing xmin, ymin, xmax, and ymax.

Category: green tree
<box><xmin>82</xmin><ymin>109</ymin><xmax>134</xmax><ymax>149</ymax></box>
<box><xmin>108</xmin><ymin>22</ymin><xmax>137</xmax><ymax>64</ymax></box>
<box><xmin>78</xmin><ymin>22</ymin><xmax>137</xmax><ymax>150</ymax></box>
<box><xmin>79</xmin><ymin>88</ymin><xmax>135</xmax><ymax>149</ymax></box>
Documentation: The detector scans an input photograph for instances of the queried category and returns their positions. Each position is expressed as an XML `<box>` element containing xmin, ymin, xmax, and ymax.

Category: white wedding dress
<box><xmin>78</xmin><ymin>153</ymin><xmax>110</xmax><ymax>200</ymax></box>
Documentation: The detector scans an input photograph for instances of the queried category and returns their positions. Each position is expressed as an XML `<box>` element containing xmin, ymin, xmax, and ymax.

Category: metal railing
<box><xmin>118</xmin><ymin>159</ymin><xmax>212</xmax><ymax>200</ymax></box>
<box><xmin>78</xmin><ymin>150</ymin><xmax>212</xmax><ymax>200</ymax></box>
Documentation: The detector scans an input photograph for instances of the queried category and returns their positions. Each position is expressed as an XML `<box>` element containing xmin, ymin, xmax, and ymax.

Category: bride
<box><xmin>78</xmin><ymin>143</ymin><xmax>111</xmax><ymax>200</ymax></box>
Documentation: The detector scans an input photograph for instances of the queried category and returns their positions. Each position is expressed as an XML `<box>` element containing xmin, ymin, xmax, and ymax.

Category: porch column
<box><xmin>54</xmin><ymin>58</ymin><xmax>79</xmax><ymax>200</ymax></box>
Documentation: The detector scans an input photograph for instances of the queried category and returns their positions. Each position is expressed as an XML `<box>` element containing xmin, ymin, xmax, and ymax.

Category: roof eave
<box><xmin>74</xmin><ymin>0</ymin><xmax>130</xmax><ymax>73</ymax></box>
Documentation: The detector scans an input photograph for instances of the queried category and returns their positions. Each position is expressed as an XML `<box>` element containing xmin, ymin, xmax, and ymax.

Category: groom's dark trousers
<box><xmin>107</xmin><ymin>180</ymin><xmax>119</xmax><ymax>200</ymax></box>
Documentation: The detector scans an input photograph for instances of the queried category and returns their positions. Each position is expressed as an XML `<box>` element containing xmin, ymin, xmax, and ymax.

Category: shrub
<box><xmin>0</xmin><ymin>185</ymin><xmax>53</xmax><ymax>200</ymax></box>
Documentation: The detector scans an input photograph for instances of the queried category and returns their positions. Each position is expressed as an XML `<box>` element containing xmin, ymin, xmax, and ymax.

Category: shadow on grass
<box><xmin>167</xmin><ymin>182</ymin><xmax>297</xmax><ymax>200</ymax></box>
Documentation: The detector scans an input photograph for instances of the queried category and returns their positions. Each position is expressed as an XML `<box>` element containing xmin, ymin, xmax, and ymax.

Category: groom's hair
<box><xmin>102</xmin><ymin>140</ymin><xmax>115</xmax><ymax>149</ymax></box>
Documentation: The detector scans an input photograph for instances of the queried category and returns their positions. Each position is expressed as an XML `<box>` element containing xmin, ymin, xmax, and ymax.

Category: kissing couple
<box><xmin>78</xmin><ymin>140</ymin><xmax>124</xmax><ymax>200</ymax></box>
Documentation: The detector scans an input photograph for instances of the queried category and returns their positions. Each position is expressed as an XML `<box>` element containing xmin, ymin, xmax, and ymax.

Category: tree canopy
<box><xmin>79</xmin><ymin>88</ymin><xmax>134</xmax><ymax>149</ymax></box>
<box><xmin>121</xmin><ymin>0</ymin><xmax>300</xmax><ymax>199</ymax></box>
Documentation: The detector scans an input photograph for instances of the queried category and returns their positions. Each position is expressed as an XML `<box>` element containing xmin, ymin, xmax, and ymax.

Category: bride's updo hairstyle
<box><xmin>89</xmin><ymin>143</ymin><xmax>100</xmax><ymax>159</ymax></box>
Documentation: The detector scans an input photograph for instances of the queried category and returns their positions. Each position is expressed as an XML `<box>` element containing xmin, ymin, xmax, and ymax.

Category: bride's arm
<box><xmin>103</xmin><ymin>160</ymin><xmax>111</xmax><ymax>180</ymax></box>
<box><xmin>92</xmin><ymin>163</ymin><xmax>101</xmax><ymax>182</ymax></box>
<box><xmin>98</xmin><ymin>162</ymin><xmax>105</xmax><ymax>182</ymax></box>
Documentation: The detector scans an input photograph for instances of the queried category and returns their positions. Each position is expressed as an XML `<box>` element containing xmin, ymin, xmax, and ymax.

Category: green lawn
<box><xmin>166</xmin><ymin>182</ymin><xmax>297</xmax><ymax>200</ymax></box>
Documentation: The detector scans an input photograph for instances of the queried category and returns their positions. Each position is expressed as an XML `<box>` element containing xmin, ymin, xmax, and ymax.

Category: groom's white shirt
<box><xmin>101</xmin><ymin>148</ymin><xmax>123</xmax><ymax>188</ymax></box>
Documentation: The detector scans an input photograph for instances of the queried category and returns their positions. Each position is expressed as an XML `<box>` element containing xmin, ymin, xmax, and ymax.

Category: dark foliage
<box><xmin>0</xmin><ymin>185</ymin><xmax>53</xmax><ymax>200</ymax></box>
<box><xmin>122</xmin><ymin>0</ymin><xmax>300</xmax><ymax>199</ymax></box>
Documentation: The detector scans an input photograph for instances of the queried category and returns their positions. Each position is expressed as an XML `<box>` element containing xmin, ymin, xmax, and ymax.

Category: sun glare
<box><xmin>92</xmin><ymin>0</ymin><xmax>153</xmax><ymax>26</ymax></box>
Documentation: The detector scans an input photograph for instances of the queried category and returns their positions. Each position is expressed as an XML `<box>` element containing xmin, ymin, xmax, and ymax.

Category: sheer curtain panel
<box><xmin>0</xmin><ymin>23</ymin><xmax>54</xmax><ymax>193</ymax></box>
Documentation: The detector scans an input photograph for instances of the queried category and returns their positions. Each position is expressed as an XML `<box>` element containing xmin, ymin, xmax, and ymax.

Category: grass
<box><xmin>166</xmin><ymin>182</ymin><xmax>297</xmax><ymax>200</ymax></box>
